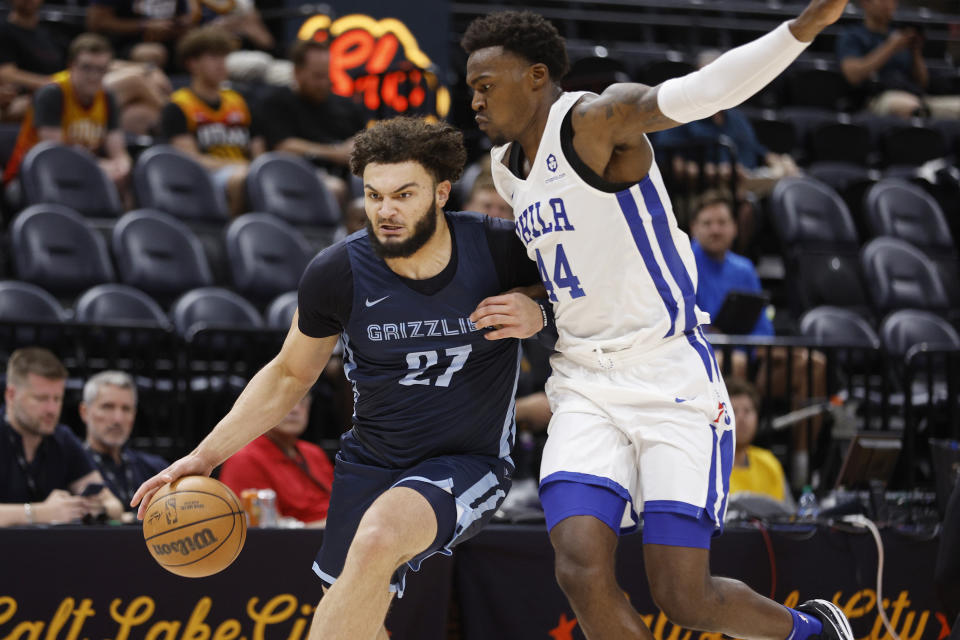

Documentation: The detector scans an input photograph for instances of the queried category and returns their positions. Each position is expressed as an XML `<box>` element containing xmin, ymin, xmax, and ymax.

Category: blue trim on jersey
<box><xmin>499</xmin><ymin>346</ymin><xmax>522</xmax><ymax>463</ymax></box>
<box><xmin>717</xmin><ymin>428</ymin><xmax>733</xmax><ymax>523</ymax></box>
<box><xmin>697</xmin><ymin>326</ymin><xmax>723</xmax><ymax>381</ymax></box>
<box><xmin>638</xmin><ymin>178</ymin><xmax>699</xmax><ymax>333</ymax></box>
<box><xmin>685</xmin><ymin>329</ymin><xmax>714</xmax><ymax>383</ymax></box>
<box><xmin>642</xmin><ymin>499</ymin><xmax>704</xmax><ymax>519</ymax></box>
<box><xmin>706</xmin><ymin>426</ymin><xmax>720</xmax><ymax>522</ymax></box>
<box><xmin>616</xmin><ymin>189</ymin><xmax>678</xmax><ymax>337</ymax></box>
<box><xmin>642</xmin><ymin>511</ymin><xmax>715</xmax><ymax>549</ymax></box>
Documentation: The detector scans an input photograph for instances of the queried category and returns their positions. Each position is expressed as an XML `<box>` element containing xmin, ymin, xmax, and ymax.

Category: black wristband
<box><xmin>535</xmin><ymin>299</ymin><xmax>550</xmax><ymax>330</ymax></box>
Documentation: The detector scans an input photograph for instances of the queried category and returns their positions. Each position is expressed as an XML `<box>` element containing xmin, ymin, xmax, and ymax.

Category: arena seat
<box><xmin>246</xmin><ymin>153</ymin><xmax>340</xmax><ymax>227</ymax></box>
<box><xmin>225</xmin><ymin>213</ymin><xmax>313</xmax><ymax>304</ymax></box>
<box><xmin>133</xmin><ymin>145</ymin><xmax>228</xmax><ymax>221</ymax></box>
<box><xmin>171</xmin><ymin>286</ymin><xmax>263</xmax><ymax>337</ymax></box>
<box><xmin>11</xmin><ymin>204</ymin><xmax>115</xmax><ymax>298</ymax></box>
<box><xmin>0</xmin><ymin>280</ymin><xmax>66</xmax><ymax>322</ymax></box>
<box><xmin>19</xmin><ymin>142</ymin><xmax>122</xmax><ymax>217</ymax></box>
<box><xmin>75</xmin><ymin>283</ymin><xmax>170</xmax><ymax>328</ymax></box>
<box><xmin>865</xmin><ymin>179</ymin><xmax>960</xmax><ymax>311</ymax></box>
<box><xmin>861</xmin><ymin>237</ymin><xmax>950</xmax><ymax>316</ymax></box>
<box><xmin>112</xmin><ymin>209</ymin><xmax>213</xmax><ymax>304</ymax></box>
<box><xmin>265</xmin><ymin>290</ymin><xmax>298</xmax><ymax>330</ymax></box>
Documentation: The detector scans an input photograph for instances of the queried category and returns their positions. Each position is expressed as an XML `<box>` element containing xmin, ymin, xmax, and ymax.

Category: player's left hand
<box><xmin>470</xmin><ymin>293</ymin><xmax>544</xmax><ymax>340</ymax></box>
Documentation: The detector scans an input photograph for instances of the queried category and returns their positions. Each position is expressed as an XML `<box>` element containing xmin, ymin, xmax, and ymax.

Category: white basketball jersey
<box><xmin>490</xmin><ymin>91</ymin><xmax>709</xmax><ymax>356</ymax></box>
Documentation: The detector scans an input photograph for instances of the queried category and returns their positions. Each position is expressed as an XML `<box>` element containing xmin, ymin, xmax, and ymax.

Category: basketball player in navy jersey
<box><xmin>464</xmin><ymin>3</ymin><xmax>855</xmax><ymax>640</ymax></box>
<box><xmin>131</xmin><ymin>117</ymin><xmax>547</xmax><ymax>640</ymax></box>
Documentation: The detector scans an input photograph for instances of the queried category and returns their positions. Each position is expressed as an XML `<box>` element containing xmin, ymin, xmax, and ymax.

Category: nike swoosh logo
<box><xmin>365</xmin><ymin>295</ymin><xmax>390</xmax><ymax>307</ymax></box>
<box><xmin>674</xmin><ymin>397</ymin><xmax>687</xmax><ymax>403</ymax></box>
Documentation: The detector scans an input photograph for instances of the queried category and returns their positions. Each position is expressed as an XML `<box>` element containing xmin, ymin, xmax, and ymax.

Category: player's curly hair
<box><xmin>460</xmin><ymin>11</ymin><xmax>570</xmax><ymax>81</ymax></box>
<box><xmin>350</xmin><ymin>117</ymin><xmax>466</xmax><ymax>184</ymax></box>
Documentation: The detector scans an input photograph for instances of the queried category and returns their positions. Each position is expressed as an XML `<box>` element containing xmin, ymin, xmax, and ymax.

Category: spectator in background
<box><xmin>2</xmin><ymin>33</ymin><xmax>131</xmax><ymax>197</ymax></box>
<box><xmin>0</xmin><ymin>0</ymin><xmax>67</xmax><ymax>122</ymax></box>
<box><xmin>162</xmin><ymin>27</ymin><xmax>264</xmax><ymax>216</ymax></box>
<box><xmin>85</xmin><ymin>0</ymin><xmax>192</xmax><ymax>69</ymax></box>
<box><xmin>258</xmin><ymin>39</ymin><xmax>367</xmax><ymax>208</ymax></box>
<box><xmin>464</xmin><ymin>172</ymin><xmax>512</xmax><ymax>221</ymax></box>
<box><xmin>0</xmin><ymin>348</ymin><xmax>125</xmax><ymax>526</ymax></box>
<box><xmin>726</xmin><ymin>377</ymin><xmax>794</xmax><ymax>512</ymax></box>
<box><xmin>653</xmin><ymin>50</ymin><xmax>799</xmax><ymax>248</ymax></box>
<box><xmin>690</xmin><ymin>190</ymin><xmax>826</xmax><ymax>490</ymax></box>
<box><xmin>837</xmin><ymin>0</ymin><xmax>960</xmax><ymax>119</ymax></box>
<box><xmin>79</xmin><ymin>371</ymin><xmax>167</xmax><ymax>512</ymax></box>
<box><xmin>219</xmin><ymin>393</ymin><xmax>334</xmax><ymax>526</ymax></box>
<box><xmin>192</xmin><ymin>0</ymin><xmax>275</xmax><ymax>53</ymax></box>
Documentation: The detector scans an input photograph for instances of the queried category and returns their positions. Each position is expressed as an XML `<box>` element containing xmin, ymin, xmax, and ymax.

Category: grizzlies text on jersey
<box><xmin>297</xmin><ymin>211</ymin><xmax>540</xmax><ymax>467</ymax></box>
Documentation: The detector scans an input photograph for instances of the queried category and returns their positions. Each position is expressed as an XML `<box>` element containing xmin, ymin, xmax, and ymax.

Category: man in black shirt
<box><xmin>258</xmin><ymin>39</ymin><xmax>368</xmax><ymax>207</ymax></box>
<box><xmin>0</xmin><ymin>0</ymin><xmax>66</xmax><ymax>121</ymax></box>
<box><xmin>85</xmin><ymin>0</ymin><xmax>192</xmax><ymax>68</ymax></box>
<box><xmin>0</xmin><ymin>348</ymin><xmax>124</xmax><ymax>526</ymax></box>
<box><xmin>80</xmin><ymin>371</ymin><xmax>167</xmax><ymax>512</ymax></box>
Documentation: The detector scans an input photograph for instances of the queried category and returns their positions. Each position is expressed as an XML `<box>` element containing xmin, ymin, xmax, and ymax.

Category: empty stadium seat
<box><xmin>266</xmin><ymin>291</ymin><xmax>298</xmax><ymax>330</ymax></box>
<box><xmin>799</xmin><ymin>306</ymin><xmax>881</xmax><ymax>349</ymax></box>
<box><xmin>171</xmin><ymin>287</ymin><xmax>263</xmax><ymax>337</ymax></box>
<box><xmin>865</xmin><ymin>179</ymin><xmax>960</xmax><ymax>310</ymax></box>
<box><xmin>861</xmin><ymin>237</ymin><xmax>949</xmax><ymax>316</ymax></box>
<box><xmin>246</xmin><ymin>153</ymin><xmax>340</xmax><ymax>226</ymax></box>
<box><xmin>770</xmin><ymin>176</ymin><xmax>871</xmax><ymax>318</ymax></box>
<box><xmin>225</xmin><ymin>213</ymin><xmax>313</xmax><ymax>304</ymax></box>
<box><xmin>133</xmin><ymin>145</ymin><xmax>228</xmax><ymax>221</ymax></box>
<box><xmin>880</xmin><ymin>309</ymin><xmax>960</xmax><ymax>357</ymax></box>
<box><xmin>74</xmin><ymin>284</ymin><xmax>170</xmax><ymax>327</ymax></box>
<box><xmin>112</xmin><ymin>209</ymin><xmax>213</xmax><ymax>303</ymax></box>
<box><xmin>11</xmin><ymin>204</ymin><xmax>115</xmax><ymax>297</ymax></box>
<box><xmin>19</xmin><ymin>142</ymin><xmax>122</xmax><ymax>217</ymax></box>
<box><xmin>0</xmin><ymin>280</ymin><xmax>66</xmax><ymax>322</ymax></box>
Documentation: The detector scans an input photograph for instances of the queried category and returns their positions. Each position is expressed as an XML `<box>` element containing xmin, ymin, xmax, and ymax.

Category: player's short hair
<box><xmin>289</xmin><ymin>38</ymin><xmax>330</xmax><ymax>68</ymax></box>
<box><xmin>725</xmin><ymin>377</ymin><xmax>760</xmax><ymax>411</ymax></box>
<box><xmin>177</xmin><ymin>27</ymin><xmax>237</xmax><ymax>66</ymax></box>
<box><xmin>350</xmin><ymin>117</ymin><xmax>466</xmax><ymax>184</ymax></box>
<box><xmin>83</xmin><ymin>370</ymin><xmax>137</xmax><ymax>406</ymax></box>
<box><xmin>461</xmin><ymin>11</ymin><xmax>570</xmax><ymax>82</ymax></box>
<box><xmin>68</xmin><ymin>33</ymin><xmax>113</xmax><ymax>65</ymax></box>
<box><xmin>6</xmin><ymin>347</ymin><xmax>68</xmax><ymax>388</ymax></box>
<box><xmin>690</xmin><ymin>188</ymin><xmax>734</xmax><ymax>223</ymax></box>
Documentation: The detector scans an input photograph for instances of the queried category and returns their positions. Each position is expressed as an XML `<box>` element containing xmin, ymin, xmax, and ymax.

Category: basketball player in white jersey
<box><xmin>464</xmin><ymin>3</ymin><xmax>856</xmax><ymax>640</ymax></box>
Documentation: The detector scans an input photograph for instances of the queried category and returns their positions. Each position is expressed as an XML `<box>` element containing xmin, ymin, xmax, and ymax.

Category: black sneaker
<box><xmin>797</xmin><ymin>599</ymin><xmax>854</xmax><ymax>640</ymax></box>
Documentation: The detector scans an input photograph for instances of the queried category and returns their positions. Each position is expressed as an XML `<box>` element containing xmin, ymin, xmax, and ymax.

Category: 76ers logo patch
<box><xmin>713</xmin><ymin>401</ymin><xmax>732</xmax><ymax>426</ymax></box>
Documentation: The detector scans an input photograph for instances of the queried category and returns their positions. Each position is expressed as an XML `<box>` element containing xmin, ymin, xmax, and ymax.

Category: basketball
<box><xmin>142</xmin><ymin>476</ymin><xmax>246</xmax><ymax>578</ymax></box>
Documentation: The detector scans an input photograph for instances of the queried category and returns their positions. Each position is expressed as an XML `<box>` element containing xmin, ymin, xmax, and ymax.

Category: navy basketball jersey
<box><xmin>299</xmin><ymin>212</ymin><xmax>533</xmax><ymax>468</ymax></box>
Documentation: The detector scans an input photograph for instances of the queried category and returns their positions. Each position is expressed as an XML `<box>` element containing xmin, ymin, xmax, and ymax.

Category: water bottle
<box><xmin>797</xmin><ymin>485</ymin><xmax>820</xmax><ymax>521</ymax></box>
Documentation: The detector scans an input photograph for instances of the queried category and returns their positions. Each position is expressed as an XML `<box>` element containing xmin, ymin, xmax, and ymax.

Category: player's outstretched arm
<box><xmin>577</xmin><ymin>0</ymin><xmax>849</xmax><ymax>142</ymax></box>
<box><xmin>131</xmin><ymin>313</ymin><xmax>339</xmax><ymax>518</ymax></box>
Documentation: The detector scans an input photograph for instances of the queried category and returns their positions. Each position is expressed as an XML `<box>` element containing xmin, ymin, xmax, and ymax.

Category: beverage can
<box><xmin>257</xmin><ymin>488</ymin><xmax>278</xmax><ymax>528</ymax></box>
<box><xmin>241</xmin><ymin>488</ymin><xmax>260</xmax><ymax>527</ymax></box>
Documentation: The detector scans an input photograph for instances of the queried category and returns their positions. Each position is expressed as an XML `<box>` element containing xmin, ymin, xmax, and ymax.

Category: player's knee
<box><xmin>551</xmin><ymin>529</ymin><xmax>610</xmax><ymax>598</ymax></box>
<box><xmin>349</xmin><ymin>521</ymin><xmax>406</xmax><ymax>567</ymax></box>
<box><xmin>648</xmin><ymin>574</ymin><xmax>711</xmax><ymax>630</ymax></box>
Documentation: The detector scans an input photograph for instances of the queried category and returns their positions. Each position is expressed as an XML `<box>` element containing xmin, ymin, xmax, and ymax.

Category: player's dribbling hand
<box><xmin>131</xmin><ymin>453</ymin><xmax>215</xmax><ymax>520</ymax></box>
<box><xmin>469</xmin><ymin>293</ymin><xmax>544</xmax><ymax>340</ymax></box>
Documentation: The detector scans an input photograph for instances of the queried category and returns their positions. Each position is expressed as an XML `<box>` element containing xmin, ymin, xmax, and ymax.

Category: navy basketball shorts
<box><xmin>313</xmin><ymin>430</ymin><xmax>512</xmax><ymax>596</ymax></box>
